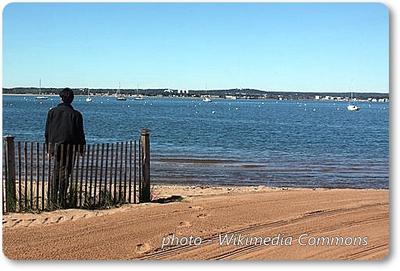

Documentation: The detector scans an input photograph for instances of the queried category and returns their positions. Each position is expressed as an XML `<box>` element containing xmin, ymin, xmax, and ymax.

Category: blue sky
<box><xmin>2</xmin><ymin>3</ymin><xmax>388</xmax><ymax>92</ymax></box>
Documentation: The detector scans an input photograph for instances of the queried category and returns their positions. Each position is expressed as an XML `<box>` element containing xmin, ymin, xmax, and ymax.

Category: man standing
<box><xmin>45</xmin><ymin>88</ymin><xmax>86</xmax><ymax>207</ymax></box>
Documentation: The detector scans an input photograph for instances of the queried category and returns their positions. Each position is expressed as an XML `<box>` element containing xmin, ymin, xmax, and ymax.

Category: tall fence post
<box><xmin>140</xmin><ymin>129</ymin><xmax>151</xmax><ymax>202</ymax></box>
<box><xmin>4</xmin><ymin>136</ymin><xmax>17</xmax><ymax>212</ymax></box>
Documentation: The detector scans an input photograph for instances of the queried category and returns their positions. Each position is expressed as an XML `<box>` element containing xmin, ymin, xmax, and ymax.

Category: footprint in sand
<box><xmin>25</xmin><ymin>218</ymin><xmax>37</xmax><ymax>227</ymax></box>
<box><xmin>55</xmin><ymin>216</ymin><xmax>64</xmax><ymax>223</ymax></box>
<box><xmin>189</xmin><ymin>206</ymin><xmax>204</xmax><ymax>211</ymax></box>
<box><xmin>135</xmin><ymin>243</ymin><xmax>151</xmax><ymax>254</ymax></box>
<box><xmin>12</xmin><ymin>219</ymin><xmax>22</xmax><ymax>227</ymax></box>
<box><xmin>178</xmin><ymin>221</ymin><xmax>192</xmax><ymax>228</ymax></box>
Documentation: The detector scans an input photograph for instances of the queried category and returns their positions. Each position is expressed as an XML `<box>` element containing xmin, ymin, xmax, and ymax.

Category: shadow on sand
<box><xmin>151</xmin><ymin>195</ymin><xmax>184</xmax><ymax>204</ymax></box>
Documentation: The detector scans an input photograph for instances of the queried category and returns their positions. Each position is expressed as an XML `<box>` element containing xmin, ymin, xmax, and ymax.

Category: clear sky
<box><xmin>2</xmin><ymin>3</ymin><xmax>389</xmax><ymax>92</ymax></box>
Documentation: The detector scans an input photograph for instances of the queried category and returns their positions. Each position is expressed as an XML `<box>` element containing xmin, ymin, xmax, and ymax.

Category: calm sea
<box><xmin>2</xmin><ymin>95</ymin><xmax>389</xmax><ymax>189</ymax></box>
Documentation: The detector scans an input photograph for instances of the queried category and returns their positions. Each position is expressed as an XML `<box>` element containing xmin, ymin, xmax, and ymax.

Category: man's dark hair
<box><xmin>59</xmin><ymin>88</ymin><xmax>74</xmax><ymax>104</ymax></box>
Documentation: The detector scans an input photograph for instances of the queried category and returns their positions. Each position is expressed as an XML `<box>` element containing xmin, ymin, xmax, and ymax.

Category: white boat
<box><xmin>85</xmin><ymin>89</ymin><xmax>92</xmax><ymax>102</ymax></box>
<box><xmin>134</xmin><ymin>95</ymin><xmax>144</xmax><ymax>100</ymax></box>
<box><xmin>35</xmin><ymin>96</ymin><xmax>48</xmax><ymax>100</ymax></box>
<box><xmin>116</xmin><ymin>96</ymin><xmax>127</xmax><ymax>101</ymax></box>
<box><xmin>133</xmin><ymin>84</ymin><xmax>144</xmax><ymax>100</ymax></box>
<box><xmin>347</xmin><ymin>92</ymin><xmax>360</xmax><ymax>111</ymax></box>
<box><xmin>202</xmin><ymin>96</ymin><xmax>212</xmax><ymax>102</ymax></box>
<box><xmin>115</xmin><ymin>82</ymin><xmax>126</xmax><ymax>101</ymax></box>
<box><xmin>202</xmin><ymin>83</ymin><xmax>212</xmax><ymax>102</ymax></box>
<box><xmin>347</xmin><ymin>104</ymin><xmax>360</xmax><ymax>111</ymax></box>
<box><xmin>35</xmin><ymin>79</ymin><xmax>48</xmax><ymax>100</ymax></box>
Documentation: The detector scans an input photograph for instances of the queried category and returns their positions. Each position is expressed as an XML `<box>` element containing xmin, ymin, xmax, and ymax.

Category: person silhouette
<box><xmin>45</xmin><ymin>88</ymin><xmax>86</xmax><ymax>207</ymax></box>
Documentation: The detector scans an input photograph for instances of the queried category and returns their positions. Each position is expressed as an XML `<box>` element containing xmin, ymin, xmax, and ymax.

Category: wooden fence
<box><xmin>2</xmin><ymin>129</ymin><xmax>151</xmax><ymax>213</ymax></box>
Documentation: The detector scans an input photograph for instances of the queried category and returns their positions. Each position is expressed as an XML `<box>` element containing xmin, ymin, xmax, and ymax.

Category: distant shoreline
<box><xmin>2</xmin><ymin>93</ymin><xmax>390</xmax><ymax>103</ymax></box>
<box><xmin>2</xmin><ymin>87</ymin><xmax>389</xmax><ymax>102</ymax></box>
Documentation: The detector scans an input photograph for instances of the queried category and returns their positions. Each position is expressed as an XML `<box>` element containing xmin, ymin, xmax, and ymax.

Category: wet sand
<box><xmin>2</xmin><ymin>185</ymin><xmax>389</xmax><ymax>260</ymax></box>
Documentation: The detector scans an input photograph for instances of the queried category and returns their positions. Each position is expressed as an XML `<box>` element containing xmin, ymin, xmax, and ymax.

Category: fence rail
<box><xmin>2</xmin><ymin>130</ymin><xmax>151</xmax><ymax>213</ymax></box>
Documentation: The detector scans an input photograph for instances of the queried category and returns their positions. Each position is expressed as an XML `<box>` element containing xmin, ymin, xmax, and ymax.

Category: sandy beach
<box><xmin>2</xmin><ymin>185</ymin><xmax>389</xmax><ymax>260</ymax></box>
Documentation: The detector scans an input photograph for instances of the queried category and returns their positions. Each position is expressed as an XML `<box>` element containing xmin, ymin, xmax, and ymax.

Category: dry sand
<box><xmin>2</xmin><ymin>185</ymin><xmax>389</xmax><ymax>260</ymax></box>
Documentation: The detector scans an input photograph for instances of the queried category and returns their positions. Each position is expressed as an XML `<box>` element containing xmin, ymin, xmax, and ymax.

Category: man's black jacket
<box><xmin>45</xmin><ymin>103</ymin><xmax>86</xmax><ymax>147</ymax></box>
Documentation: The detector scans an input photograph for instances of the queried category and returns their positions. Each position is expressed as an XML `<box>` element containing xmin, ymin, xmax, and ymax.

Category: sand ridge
<box><xmin>2</xmin><ymin>185</ymin><xmax>271</xmax><ymax>229</ymax></box>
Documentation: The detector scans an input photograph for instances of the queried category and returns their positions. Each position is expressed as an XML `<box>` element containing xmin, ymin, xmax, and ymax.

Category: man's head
<box><xmin>59</xmin><ymin>88</ymin><xmax>74</xmax><ymax>104</ymax></box>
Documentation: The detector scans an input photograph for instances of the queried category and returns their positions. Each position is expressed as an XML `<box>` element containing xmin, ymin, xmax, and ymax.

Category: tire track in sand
<box><xmin>139</xmin><ymin>202</ymin><xmax>388</xmax><ymax>260</ymax></box>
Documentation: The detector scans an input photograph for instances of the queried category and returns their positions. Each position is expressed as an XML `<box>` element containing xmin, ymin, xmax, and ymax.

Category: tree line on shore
<box><xmin>2</xmin><ymin>87</ymin><xmax>389</xmax><ymax>100</ymax></box>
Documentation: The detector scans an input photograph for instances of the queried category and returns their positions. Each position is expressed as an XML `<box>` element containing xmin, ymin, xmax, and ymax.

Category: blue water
<box><xmin>2</xmin><ymin>95</ymin><xmax>389</xmax><ymax>189</ymax></box>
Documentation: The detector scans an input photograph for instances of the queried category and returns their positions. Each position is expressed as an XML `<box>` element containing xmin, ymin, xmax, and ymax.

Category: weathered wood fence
<box><xmin>2</xmin><ymin>129</ymin><xmax>151</xmax><ymax>213</ymax></box>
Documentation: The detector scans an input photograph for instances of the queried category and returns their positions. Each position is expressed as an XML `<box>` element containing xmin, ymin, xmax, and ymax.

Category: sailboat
<box><xmin>134</xmin><ymin>95</ymin><xmax>144</xmax><ymax>100</ymax></box>
<box><xmin>115</xmin><ymin>82</ymin><xmax>126</xmax><ymax>101</ymax></box>
<box><xmin>35</xmin><ymin>79</ymin><xmax>49</xmax><ymax>100</ymax></box>
<box><xmin>133</xmin><ymin>84</ymin><xmax>144</xmax><ymax>100</ymax></box>
<box><xmin>347</xmin><ymin>92</ymin><xmax>360</xmax><ymax>111</ymax></box>
<box><xmin>85</xmin><ymin>89</ymin><xmax>92</xmax><ymax>102</ymax></box>
<box><xmin>202</xmin><ymin>96</ymin><xmax>212</xmax><ymax>102</ymax></box>
<box><xmin>202</xmin><ymin>82</ymin><xmax>212</xmax><ymax>102</ymax></box>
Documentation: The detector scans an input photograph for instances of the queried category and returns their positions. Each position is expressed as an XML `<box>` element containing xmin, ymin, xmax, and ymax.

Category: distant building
<box><xmin>225</xmin><ymin>95</ymin><xmax>237</xmax><ymax>100</ymax></box>
<box><xmin>177</xmin><ymin>89</ymin><xmax>189</xmax><ymax>94</ymax></box>
<box><xmin>322</xmin><ymin>95</ymin><xmax>332</xmax><ymax>100</ymax></box>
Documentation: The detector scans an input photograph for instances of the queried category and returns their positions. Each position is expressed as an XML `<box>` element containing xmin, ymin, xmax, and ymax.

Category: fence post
<box><xmin>140</xmin><ymin>129</ymin><xmax>151</xmax><ymax>202</ymax></box>
<box><xmin>4</xmin><ymin>136</ymin><xmax>17</xmax><ymax>212</ymax></box>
